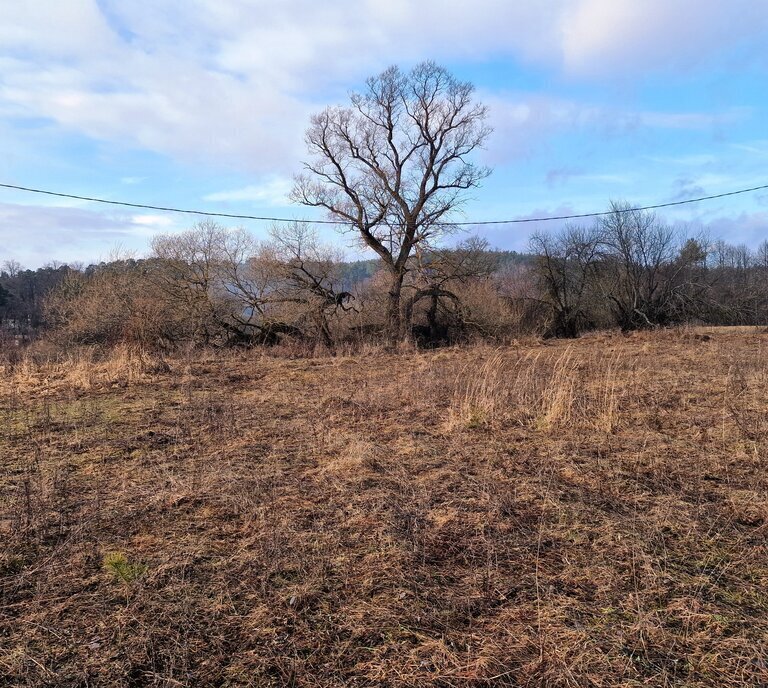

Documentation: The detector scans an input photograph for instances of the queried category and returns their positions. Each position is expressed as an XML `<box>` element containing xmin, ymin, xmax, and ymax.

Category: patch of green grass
<box><xmin>103</xmin><ymin>551</ymin><xmax>147</xmax><ymax>584</ymax></box>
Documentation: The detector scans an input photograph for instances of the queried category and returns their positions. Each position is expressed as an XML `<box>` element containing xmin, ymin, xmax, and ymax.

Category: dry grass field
<box><xmin>2</xmin><ymin>328</ymin><xmax>768</xmax><ymax>686</ymax></box>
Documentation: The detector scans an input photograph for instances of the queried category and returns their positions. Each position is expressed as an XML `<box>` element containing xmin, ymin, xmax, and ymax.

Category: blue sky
<box><xmin>1</xmin><ymin>0</ymin><xmax>768</xmax><ymax>267</ymax></box>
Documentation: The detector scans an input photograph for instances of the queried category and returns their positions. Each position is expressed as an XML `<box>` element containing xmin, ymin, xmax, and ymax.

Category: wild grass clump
<box><xmin>448</xmin><ymin>344</ymin><xmax>634</xmax><ymax>432</ymax></box>
<box><xmin>3</xmin><ymin>342</ymin><xmax>172</xmax><ymax>393</ymax></box>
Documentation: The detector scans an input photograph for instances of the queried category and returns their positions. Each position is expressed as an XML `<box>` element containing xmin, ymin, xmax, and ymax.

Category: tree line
<box><xmin>32</xmin><ymin>224</ymin><xmax>529</xmax><ymax>349</ymax></box>
<box><xmin>2</xmin><ymin>216</ymin><xmax>767</xmax><ymax>350</ymax></box>
<box><xmin>0</xmin><ymin>260</ymin><xmax>71</xmax><ymax>336</ymax></box>
<box><xmin>531</xmin><ymin>203</ymin><xmax>768</xmax><ymax>337</ymax></box>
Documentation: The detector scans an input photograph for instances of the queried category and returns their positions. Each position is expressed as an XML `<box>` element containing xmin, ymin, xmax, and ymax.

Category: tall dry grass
<box><xmin>447</xmin><ymin>344</ymin><xmax>636</xmax><ymax>433</ymax></box>
<box><xmin>1</xmin><ymin>343</ymin><xmax>170</xmax><ymax>394</ymax></box>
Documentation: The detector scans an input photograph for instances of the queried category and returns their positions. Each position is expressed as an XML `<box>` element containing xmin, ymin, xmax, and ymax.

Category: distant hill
<box><xmin>338</xmin><ymin>250</ymin><xmax>534</xmax><ymax>288</ymax></box>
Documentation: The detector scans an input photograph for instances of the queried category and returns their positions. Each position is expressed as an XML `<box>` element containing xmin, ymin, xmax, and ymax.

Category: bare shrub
<box><xmin>454</xmin><ymin>279</ymin><xmax>527</xmax><ymax>341</ymax></box>
<box><xmin>45</xmin><ymin>260</ymin><xmax>177</xmax><ymax>347</ymax></box>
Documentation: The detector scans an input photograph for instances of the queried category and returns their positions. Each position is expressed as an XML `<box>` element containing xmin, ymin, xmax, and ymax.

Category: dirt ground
<box><xmin>2</xmin><ymin>327</ymin><xmax>768</xmax><ymax>686</ymax></box>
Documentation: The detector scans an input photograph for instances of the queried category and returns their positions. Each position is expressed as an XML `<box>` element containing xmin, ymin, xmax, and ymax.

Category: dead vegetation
<box><xmin>2</xmin><ymin>328</ymin><xmax>768</xmax><ymax>686</ymax></box>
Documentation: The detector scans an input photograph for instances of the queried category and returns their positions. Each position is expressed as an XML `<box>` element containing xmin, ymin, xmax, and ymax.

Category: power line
<box><xmin>466</xmin><ymin>183</ymin><xmax>768</xmax><ymax>225</ymax></box>
<box><xmin>0</xmin><ymin>183</ymin><xmax>338</xmax><ymax>224</ymax></box>
<box><xmin>1</xmin><ymin>181</ymin><xmax>767</xmax><ymax>227</ymax></box>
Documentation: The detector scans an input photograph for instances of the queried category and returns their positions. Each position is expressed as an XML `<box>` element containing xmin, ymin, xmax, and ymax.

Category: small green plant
<box><xmin>103</xmin><ymin>551</ymin><xmax>147</xmax><ymax>584</ymax></box>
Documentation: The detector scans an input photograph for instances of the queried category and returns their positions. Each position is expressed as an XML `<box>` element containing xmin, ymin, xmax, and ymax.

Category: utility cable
<box><xmin>1</xmin><ymin>181</ymin><xmax>766</xmax><ymax>226</ymax></box>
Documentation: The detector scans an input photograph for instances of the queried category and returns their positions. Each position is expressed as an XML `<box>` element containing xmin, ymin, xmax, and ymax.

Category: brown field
<box><xmin>2</xmin><ymin>328</ymin><xmax>768</xmax><ymax>687</ymax></box>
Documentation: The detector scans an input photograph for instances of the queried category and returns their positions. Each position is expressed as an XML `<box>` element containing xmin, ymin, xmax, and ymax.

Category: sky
<box><xmin>1</xmin><ymin>0</ymin><xmax>768</xmax><ymax>268</ymax></box>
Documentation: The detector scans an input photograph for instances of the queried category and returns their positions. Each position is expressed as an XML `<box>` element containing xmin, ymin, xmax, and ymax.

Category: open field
<box><xmin>2</xmin><ymin>328</ymin><xmax>768</xmax><ymax>686</ymax></box>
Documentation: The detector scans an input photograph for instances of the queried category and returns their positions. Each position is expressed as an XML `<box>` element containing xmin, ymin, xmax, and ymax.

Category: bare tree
<box><xmin>0</xmin><ymin>281</ymin><xmax>10</xmax><ymax>325</ymax></box>
<box><xmin>150</xmin><ymin>221</ymin><xmax>355</xmax><ymax>347</ymax></box>
<box><xmin>404</xmin><ymin>236</ymin><xmax>497</xmax><ymax>343</ymax></box>
<box><xmin>150</xmin><ymin>221</ymin><xmax>268</xmax><ymax>345</ymax></box>
<box><xmin>292</xmin><ymin>61</ymin><xmax>492</xmax><ymax>340</ymax></box>
<box><xmin>669</xmin><ymin>236</ymin><xmax>721</xmax><ymax>322</ymax></box>
<box><xmin>530</xmin><ymin>224</ymin><xmax>603</xmax><ymax>337</ymax></box>
<box><xmin>2</xmin><ymin>260</ymin><xmax>23</xmax><ymax>279</ymax></box>
<box><xmin>598</xmin><ymin>202</ymin><xmax>679</xmax><ymax>329</ymax></box>
<box><xmin>706</xmin><ymin>240</ymin><xmax>768</xmax><ymax>324</ymax></box>
<box><xmin>757</xmin><ymin>239</ymin><xmax>768</xmax><ymax>270</ymax></box>
<box><xmin>257</xmin><ymin>223</ymin><xmax>356</xmax><ymax>348</ymax></box>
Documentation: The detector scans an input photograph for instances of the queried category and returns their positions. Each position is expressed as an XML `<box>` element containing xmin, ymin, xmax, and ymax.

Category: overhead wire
<box><xmin>1</xmin><ymin>181</ymin><xmax>766</xmax><ymax>227</ymax></box>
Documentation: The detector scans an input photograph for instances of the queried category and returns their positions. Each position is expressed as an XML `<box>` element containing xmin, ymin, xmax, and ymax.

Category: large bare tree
<box><xmin>292</xmin><ymin>61</ymin><xmax>491</xmax><ymax>340</ymax></box>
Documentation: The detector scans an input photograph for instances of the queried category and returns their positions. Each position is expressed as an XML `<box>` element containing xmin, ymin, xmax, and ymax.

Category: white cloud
<box><xmin>0</xmin><ymin>52</ymin><xmax>310</xmax><ymax>174</ymax></box>
<box><xmin>645</xmin><ymin>154</ymin><xmax>718</xmax><ymax>166</ymax></box>
<box><xmin>560</xmin><ymin>0</ymin><xmax>768</xmax><ymax>75</ymax></box>
<box><xmin>699</xmin><ymin>210</ymin><xmax>768</xmax><ymax>246</ymax></box>
<box><xmin>545</xmin><ymin>167</ymin><xmax>631</xmax><ymax>187</ymax></box>
<box><xmin>0</xmin><ymin>0</ymin><xmax>765</xmax><ymax>176</ymax></box>
<box><xmin>0</xmin><ymin>1</ymin><xmax>115</xmax><ymax>59</ymax></box>
<box><xmin>0</xmin><ymin>202</ymin><xmax>180</xmax><ymax>266</ymax></box>
<box><xmin>733</xmin><ymin>140</ymin><xmax>768</xmax><ymax>158</ymax></box>
<box><xmin>639</xmin><ymin>108</ymin><xmax>751</xmax><ymax>131</ymax></box>
<box><xmin>130</xmin><ymin>214</ymin><xmax>176</xmax><ymax>228</ymax></box>
<box><xmin>482</xmin><ymin>92</ymin><xmax>743</xmax><ymax>165</ymax></box>
<box><xmin>203</xmin><ymin>176</ymin><xmax>292</xmax><ymax>206</ymax></box>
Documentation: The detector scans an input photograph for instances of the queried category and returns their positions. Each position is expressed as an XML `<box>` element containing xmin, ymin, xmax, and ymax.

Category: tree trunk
<box><xmin>316</xmin><ymin>309</ymin><xmax>333</xmax><ymax>349</ymax></box>
<box><xmin>387</xmin><ymin>271</ymin><xmax>405</xmax><ymax>341</ymax></box>
<box><xmin>426</xmin><ymin>294</ymin><xmax>439</xmax><ymax>342</ymax></box>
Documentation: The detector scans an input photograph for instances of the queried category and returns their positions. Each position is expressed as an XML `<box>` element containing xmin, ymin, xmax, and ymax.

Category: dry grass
<box><xmin>2</xmin><ymin>327</ymin><xmax>768</xmax><ymax>686</ymax></box>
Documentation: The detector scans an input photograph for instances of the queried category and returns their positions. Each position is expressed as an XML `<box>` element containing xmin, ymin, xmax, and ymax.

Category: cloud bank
<box><xmin>1</xmin><ymin>1</ymin><xmax>765</xmax><ymax>173</ymax></box>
